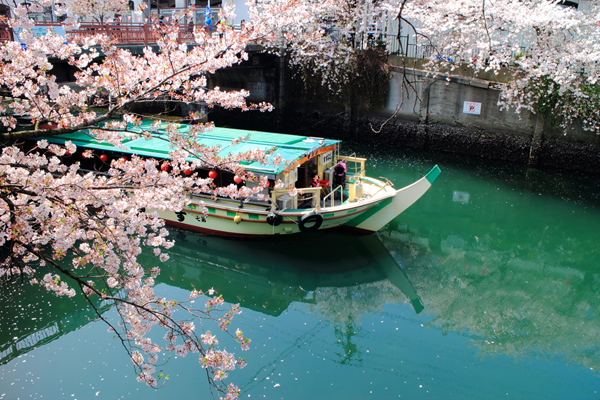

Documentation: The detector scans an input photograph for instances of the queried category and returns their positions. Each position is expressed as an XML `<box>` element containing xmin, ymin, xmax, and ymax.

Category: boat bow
<box><xmin>344</xmin><ymin>165</ymin><xmax>441</xmax><ymax>234</ymax></box>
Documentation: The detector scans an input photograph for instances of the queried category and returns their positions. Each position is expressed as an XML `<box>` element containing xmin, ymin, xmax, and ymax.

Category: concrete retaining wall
<box><xmin>208</xmin><ymin>55</ymin><xmax>600</xmax><ymax>173</ymax></box>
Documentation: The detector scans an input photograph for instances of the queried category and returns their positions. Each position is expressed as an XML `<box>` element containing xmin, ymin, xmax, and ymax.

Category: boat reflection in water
<box><xmin>1</xmin><ymin>229</ymin><xmax>423</xmax><ymax>367</ymax></box>
<box><xmin>150</xmin><ymin>229</ymin><xmax>424</xmax><ymax>318</ymax></box>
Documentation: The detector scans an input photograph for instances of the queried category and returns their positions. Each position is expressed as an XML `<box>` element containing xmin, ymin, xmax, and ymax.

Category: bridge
<box><xmin>0</xmin><ymin>21</ymin><xmax>218</xmax><ymax>46</ymax></box>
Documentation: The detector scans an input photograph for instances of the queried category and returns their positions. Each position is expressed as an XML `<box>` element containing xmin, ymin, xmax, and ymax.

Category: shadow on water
<box><xmin>151</xmin><ymin>230</ymin><xmax>428</xmax><ymax>377</ymax></box>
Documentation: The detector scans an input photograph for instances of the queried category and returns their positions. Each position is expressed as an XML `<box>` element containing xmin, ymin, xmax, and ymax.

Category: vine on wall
<box><xmin>288</xmin><ymin>39</ymin><xmax>391</xmax><ymax>112</ymax></box>
<box><xmin>527</xmin><ymin>75</ymin><xmax>600</xmax><ymax>134</ymax></box>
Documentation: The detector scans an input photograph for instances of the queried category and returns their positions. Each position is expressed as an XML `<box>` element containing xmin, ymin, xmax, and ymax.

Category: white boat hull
<box><xmin>157</xmin><ymin>166</ymin><xmax>441</xmax><ymax>237</ymax></box>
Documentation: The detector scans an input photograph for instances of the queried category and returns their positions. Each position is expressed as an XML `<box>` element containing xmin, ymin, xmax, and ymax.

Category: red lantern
<box><xmin>161</xmin><ymin>162</ymin><xmax>169</xmax><ymax>172</ymax></box>
<box><xmin>65</xmin><ymin>150</ymin><xmax>72</xmax><ymax>157</ymax></box>
<box><xmin>100</xmin><ymin>154</ymin><xmax>108</xmax><ymax>162</ymax></box>
<box><xmin>234</xmin><ymin>175</ymin><xmax>243</xmax><ymax>184</ymax></box>
<box><xmin>40</xmin><ymin>122</ymin><xmax>58</xmax><ymax>130</ymax></box>
<box><xmin>184</xmin><ymin>169</ymin><xmax>192</xmax><ymax>175</ymax></box>
<box><xmin>208</xmin><ymin>170</ymin><xmax>217</xmax><ymax>179</ymax></box>
<box><xmin>264</xmin><ymin>180</ymin><xmax>270</xmax><ymax>188</ymax></box>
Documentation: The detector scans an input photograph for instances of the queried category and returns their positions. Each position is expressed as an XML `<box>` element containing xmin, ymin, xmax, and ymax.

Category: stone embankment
<box><xmin>208</xmin><ymin>55</ymin><xmax>600</xmax><ymax>174</ymax></box>
<box><xmin>14</xmin><ymin>51</ymin><xmax>599</xmax><ymax>173</ymax></box>
<box><xmin>210</xmin><ymin>107</ymin><xmax>599</xmax><ymax>173</ymax></box>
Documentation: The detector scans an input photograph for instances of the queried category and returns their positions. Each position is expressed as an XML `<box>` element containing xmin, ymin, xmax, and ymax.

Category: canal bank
<box><xmin>207</xmin><ymin>54</ymin><xmax>600</xmax><ymax>174</ymax></box>
<box><xmin>38</xmin><ymin>45</ymin><xmax>600</xmax><ymax>173</ymax></box>
<box><xmin>210</xmin><ymin>106</ymin><xmax>600</xmax><ymax>174</ymax></box>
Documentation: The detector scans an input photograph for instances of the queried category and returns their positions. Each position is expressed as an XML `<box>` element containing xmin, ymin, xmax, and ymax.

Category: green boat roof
<box><xmin>39</xmin><ymin>120</ymin><xmax>341</xmax><ymax>175</ymax></box>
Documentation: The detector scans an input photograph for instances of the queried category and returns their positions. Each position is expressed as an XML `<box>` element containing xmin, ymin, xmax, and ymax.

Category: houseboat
<box><xmin>37</xmin><ymin>122</ymin><xmax>441</xmax><ymax>237</ymax></box>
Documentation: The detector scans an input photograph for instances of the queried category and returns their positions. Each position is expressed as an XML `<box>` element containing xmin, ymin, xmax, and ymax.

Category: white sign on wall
<box><xmin>319</xmin><ymin>151</ymin><xmax>333</xmax><ymax>166</ymax></box>
<box><xmin>463</xmin><ymin>101</ymin><xmax>482</xmax><ymax>115</ymax></box>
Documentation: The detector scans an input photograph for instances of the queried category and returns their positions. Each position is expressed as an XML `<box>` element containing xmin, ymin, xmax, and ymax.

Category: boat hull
<box><xmin>35</xmin><ymin>124</ymin><xmax>440</xmax><ymax>237</ymax></box>
<box><xmin>157</xmin><ymin>199</ymin><xmax>383</xmax><ymax>237</ymax></box>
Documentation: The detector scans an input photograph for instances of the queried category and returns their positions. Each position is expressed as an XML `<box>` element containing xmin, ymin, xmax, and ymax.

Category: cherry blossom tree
<box><xmin>391</xmin><ymin>0</ymin><xmax>600</xmax><ymax>133</ymax></box>
<box><xmin>67</xmin><ymin>0</ymin><xmax>131</xmax><ymax>23</ymax></box>
<box><xmin>3</xmin><ymin>0</ymin><xmax>600</xmax><ymax>397</ymax></box>
<box><xmin>252</xmin><ymin>0</ymin><xmax>600</xmax><ymax>133</ymax></box>
<box><xmin>0</xmin><ymin>2</ymin><xmax>291</xmax><ymax>398</ymax></box>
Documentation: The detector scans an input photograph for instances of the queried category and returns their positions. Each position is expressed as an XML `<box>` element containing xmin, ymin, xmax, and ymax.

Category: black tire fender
<box><xmin>266</xmin><ymin>213</ymin><xmax>282</xmax><ymax>226</ymax></box>
<box><xmin>298</xmin><ymin>212</ymin><xmax>323</xmax><ymax>233</ymax></box>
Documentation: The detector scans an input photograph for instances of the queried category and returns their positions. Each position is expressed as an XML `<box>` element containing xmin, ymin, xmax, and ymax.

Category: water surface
<box><xmin>1</xmin><ymin>145</ymin><xmax>599</xmax><ymax>400</ymax></box>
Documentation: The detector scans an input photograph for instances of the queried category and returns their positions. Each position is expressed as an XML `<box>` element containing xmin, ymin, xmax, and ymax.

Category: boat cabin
<box><xmin>32</xmin><ymin>122</ymin><xmax>367</xmax><ymax>211</ymax></box>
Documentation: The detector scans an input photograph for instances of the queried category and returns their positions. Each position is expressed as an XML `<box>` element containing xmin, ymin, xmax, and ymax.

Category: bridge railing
<box><xmin>0</xmin><ymin>25</ymin><xmax>14</xmax><ymax>42</ymax></box>
<box><xmin>68</xmin><ymin>23</ymin><xmax>200</xmax><ymax>45</ymax></box>
<box><xmin>0</xmin><ymin>22</ymin><xmax>216</xmax><ymax>45</ymax></box>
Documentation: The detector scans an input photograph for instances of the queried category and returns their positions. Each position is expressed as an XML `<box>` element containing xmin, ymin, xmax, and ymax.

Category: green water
<box><xmin>1</xmin><ymin>145</ymin><xmax>599</xmax><ymax>400</ymax></box>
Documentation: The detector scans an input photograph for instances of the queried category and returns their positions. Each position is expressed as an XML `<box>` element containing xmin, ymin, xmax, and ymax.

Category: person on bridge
<box><xmin>204</xmin><ymin>6</ymin><xmax>212</xmax><ymax>31</ymax></box>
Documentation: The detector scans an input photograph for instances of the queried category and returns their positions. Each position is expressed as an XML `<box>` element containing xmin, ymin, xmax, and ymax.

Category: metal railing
<box><xmin>68</xmin><ymin>22</ymin><xmax>203</xmax><ymax>45</ymax></box>
<box><xmin>353</xmin><ymin>32</ymin><xmax>434</xmax><ymax>59</ymax></box>
<box><xmin>321</xmin><ymin>185</ymin><xmax>344</xmax><ymax>208</ymax></box>
<box><xmin>336</xmin><ymin>154</ymin><xmax>366</xmax><ymax>178</ymax></box>
<box><xmin>354</xmin><ymin>31</ymin><xmax>528</xmax><ymax>62</ymax></box>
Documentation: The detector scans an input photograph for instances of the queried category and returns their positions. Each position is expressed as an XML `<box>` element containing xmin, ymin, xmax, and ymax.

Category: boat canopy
<box><xmin>37</xmin><ymin>120</ymin><xmax>341</xmax><ymax>175</ymax></box>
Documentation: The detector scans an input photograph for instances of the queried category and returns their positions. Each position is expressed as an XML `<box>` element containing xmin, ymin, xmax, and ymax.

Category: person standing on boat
<box><xmin>335</xmin><ymin>160</ymin><xmax>346</xmax><ymax>175</ymax></box>
<box><xmin>311</xmin><ymin>173</ymin><xmax>320</xmax><ymax>188</ymax></box>
<box><xmin>332</xmin><ymin>161</ymin><xmax>347</xmax><ymax>199</ymax></box>
<box><xmin>333</xmin><ymin>161</ymin><xmax>346</xmax><ymax>187</ymax></box>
